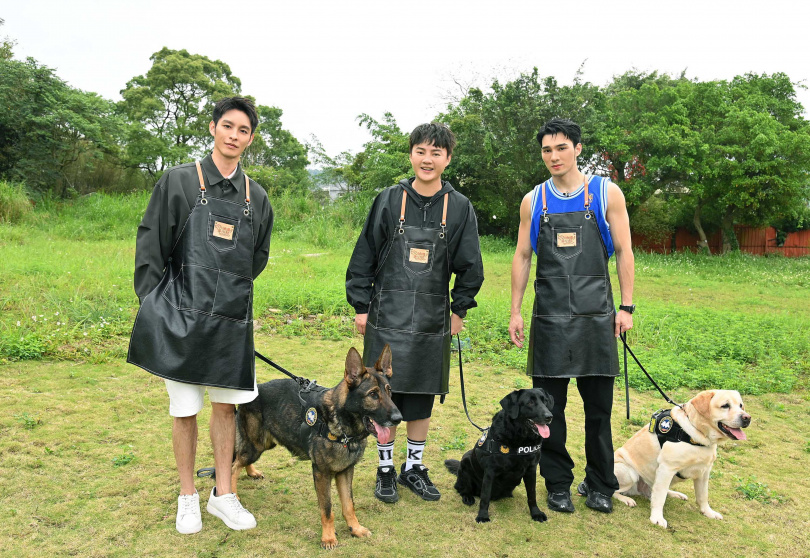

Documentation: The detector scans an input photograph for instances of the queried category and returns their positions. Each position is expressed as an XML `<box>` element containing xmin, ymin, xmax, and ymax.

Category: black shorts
<box><xmin>391</xmin><ymin>393</ymin><xmax>435</xmax><ymax>421</ymax></box>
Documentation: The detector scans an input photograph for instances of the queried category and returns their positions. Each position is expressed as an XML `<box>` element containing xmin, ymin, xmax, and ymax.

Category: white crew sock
<box><xmin>377</xmin><ymin>441</ymin><xmax>395</xmax><ymax>470</ymax></box>
<box><xmin>405</xmin><ymin>438</ymin><xmax>425</xmax><ymax>471</ymax></box>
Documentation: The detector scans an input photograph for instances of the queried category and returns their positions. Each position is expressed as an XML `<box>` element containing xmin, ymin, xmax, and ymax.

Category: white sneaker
<box><xmin>206</xmin><ymin>487</ymin><xmax>257</xmax><ymax>530</ymax></box>
<box><xmin>176</xmin><ymin>492</ymin><xmax>202</xmax><ymax>534</ymax></box>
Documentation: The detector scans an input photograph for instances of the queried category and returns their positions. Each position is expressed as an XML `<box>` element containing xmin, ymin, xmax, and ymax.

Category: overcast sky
<box><xmin>4</xmin><ymin>1</ymin><xmax>810</xmax><ymax>159</ymax></box>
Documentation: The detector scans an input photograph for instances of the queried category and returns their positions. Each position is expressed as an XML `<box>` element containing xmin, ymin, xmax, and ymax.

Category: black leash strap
<box><xmin>456</xmin><ymin>334</ymin><xmax>487</xmax><ymax>433</ymax></box>
<box><xmin>619</xmin><ymin>333</ymin><xmax>683</xmax><ymax>410</ymax></box>
<box><xmin>623</xmin><ymin>331</ymin><xmax>630</xmax><ymax>420</ymax></box>
<box><xmin>254</xmin><ymin>350</ymin><xmax>324</xmax><ymax>406</ymax></box>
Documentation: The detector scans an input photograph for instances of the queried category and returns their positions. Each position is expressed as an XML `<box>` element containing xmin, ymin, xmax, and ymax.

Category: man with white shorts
<box><xmin>128</xmin><ymin>97</ymin><xmax>273</xmax><ymax>533</ymax></box>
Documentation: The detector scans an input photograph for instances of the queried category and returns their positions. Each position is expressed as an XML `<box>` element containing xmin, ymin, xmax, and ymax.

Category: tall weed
<box><xmin>0</xmin><ymin>181</ymin><xmax>32</xmax><ymax>223</ymax></box>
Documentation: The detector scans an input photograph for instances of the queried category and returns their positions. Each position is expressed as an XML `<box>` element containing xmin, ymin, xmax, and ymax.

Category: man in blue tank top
<box><xmin>509</xmin><ymin>118</ymin><xmax>635</xmax><ymax>514</ymax></box>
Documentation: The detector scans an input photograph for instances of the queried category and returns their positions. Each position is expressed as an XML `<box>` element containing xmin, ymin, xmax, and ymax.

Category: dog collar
<box><xmin>475</xmin><ymin>428</ymin><xmax>543</xmax><ymax>456</ymax></box>
<box><xmin>650</xmin><ymin>409</ymin><xmax>705</xmax><ymax>447</ymax></box>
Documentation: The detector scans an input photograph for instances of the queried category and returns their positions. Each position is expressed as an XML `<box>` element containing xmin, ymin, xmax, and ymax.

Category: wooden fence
<box><xmin>632</xmin><ymin>226</ymin><xmax>810</xmax><ymax>257</ymax></box>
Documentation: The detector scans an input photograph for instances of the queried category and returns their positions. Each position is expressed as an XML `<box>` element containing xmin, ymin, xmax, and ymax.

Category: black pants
<box><xmin>532</xmin><ymin>376</ymin><xmax>620</xmax><ymax>496</ymax></box>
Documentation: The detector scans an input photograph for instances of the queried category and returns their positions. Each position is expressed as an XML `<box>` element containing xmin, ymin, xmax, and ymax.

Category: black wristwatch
<box><xmin>619</xmin><ymin>304</ymin><xmax>635</xmax><ymax>314</ymax></box>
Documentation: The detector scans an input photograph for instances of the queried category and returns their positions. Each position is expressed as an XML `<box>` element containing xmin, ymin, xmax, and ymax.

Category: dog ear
<box><xmin>691</xmin><ymin>390</ymin><xmax>715</xmax><ymax>418</ymax></box>
<box><xmin>500</xmin><ymin>390</ymin><xmax>522</xmax><ymax>420</ymax></box>
<box><xmin>375</xmin><ymin>344</ymin><xmax>393</xmax><ymax>378</ymax></box>
<box><xmin>345</xmin><ymin>347</ymin><xmax>366</xmax><ymax>388</ymax></box>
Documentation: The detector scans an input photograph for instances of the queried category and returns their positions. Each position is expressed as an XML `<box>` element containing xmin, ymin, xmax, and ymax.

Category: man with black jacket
<box><xmin>346</xmin><ymin>122</ymin><xmax>484</xmax><ymax>504</ymax></box>
<box><xmin>129</xmin><ymin>97</ymin><xmax>273</xmax><ymax>533</ymax></box>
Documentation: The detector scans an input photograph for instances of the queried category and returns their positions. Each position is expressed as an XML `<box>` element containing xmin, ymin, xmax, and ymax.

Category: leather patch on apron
<box><xmin>556</xmin><ymin>232</ymin><xmax>576</xmax><ymax>247</ymax></box>
<box><xmin>213</xmin><ymin>221</ymin><xmax>234</xmax><ymax>240</ymax></box>
<box><xmin>409</xmin><ymin>247</ymin><xmax>430</xmax><ymax>263</ymax></box>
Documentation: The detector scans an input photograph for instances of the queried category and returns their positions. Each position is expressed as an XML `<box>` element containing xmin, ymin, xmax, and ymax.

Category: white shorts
<box><xmin>164</xmin><ymin>379</ymin><xmax>258</xmax><ymax>417</ymax></box>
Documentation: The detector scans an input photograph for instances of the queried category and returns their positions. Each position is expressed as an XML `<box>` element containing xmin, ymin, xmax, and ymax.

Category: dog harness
<box><xmin>474</xmin><ymin>428</ymin><xmax>543</xmax><ymax>456</ymax></box>
<box><xmin>649</xmin><ymin>409</ymin><xmax>704</xmax><ymax>448</ymax></box>
<box><xmin>302</xmin><ymin>404</ymin><xmax>361</xmax><ymax>448</ymax></box>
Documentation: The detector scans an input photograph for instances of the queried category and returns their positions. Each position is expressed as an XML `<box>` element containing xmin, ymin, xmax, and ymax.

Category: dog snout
<box><xmin>390</xmin><ymin>409</ymin><xmax>403</xmax><ymax>425</ymax></box>
<box><xmin>740</xmin><ymin>413</ymin><xmax>751</xmax><ymax>428</ymax></box>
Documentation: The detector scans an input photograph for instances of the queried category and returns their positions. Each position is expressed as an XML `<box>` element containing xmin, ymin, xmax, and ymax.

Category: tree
<box><xmin>441</xmin><ymin>68</ymin><xmax>601</xmax><ymax>236</ymax></box>
<box><xmin>0</xmin><ymin>56</ymin><xmax>122</xmax><ymax>195</ymax></box>
<box><xmin>119</xmin><ymin>47</ymin><xmax>240</xmax><ymax>176</ymax></box>
<box><xmin>242</xmin><ymin>104</ymin><xmax>311</xmax><ymax>194</ymax></box>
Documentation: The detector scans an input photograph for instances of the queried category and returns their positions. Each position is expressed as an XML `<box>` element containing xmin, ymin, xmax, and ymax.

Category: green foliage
<box><xmin>441</xmin><ymin>68</ymin><xmax>601</xmax><ymax>237</ymax></box>
<box><xmin>111</xmin><ymin>450</ymin><xmax>135</xmax><ymax>468</ymax></box>
<box><xmin>0</xmin><ymin>56</ymin><xmax>123</xmax><ymax>196</ymax></box>
<box><xmin>734</xmin><ymin>475</ymin><xmax>785</xmax><ymax>504</ymax></box>
<box><xmin>0</xmin><ymin>181</ymin><xmax>31</xmax><ymax>223</ymax></box>
<box><xmin>14</xmin><ymin>413</ymin><xmax>42</xmax><ymax>430</ymax></box>
<box><xmin>118</xmin><ymin>47</ymin><xmax>241</xmax><ymax>176</ymax></box>
<box><xmin>630</xmin><ymin>195</ymin><xmax>683</xmax><ymax>246</ymax></box>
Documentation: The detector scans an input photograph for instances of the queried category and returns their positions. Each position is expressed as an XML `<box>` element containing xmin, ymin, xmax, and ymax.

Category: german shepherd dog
<box><xmin>231</xmin><ymin>345</ymin><xmax>402</xmax><ymax>549</ymax></box>
<box><xmin>445</xmin><ymin>388</ymin><xmax>554</xmax><ymax>523</ymax></box>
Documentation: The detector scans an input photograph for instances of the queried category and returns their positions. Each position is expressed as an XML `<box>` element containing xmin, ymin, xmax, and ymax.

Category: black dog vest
<box><xmin>649</xmin><ymin>409</ymin><xmax>705</xmax><ymax>448</ymax></box>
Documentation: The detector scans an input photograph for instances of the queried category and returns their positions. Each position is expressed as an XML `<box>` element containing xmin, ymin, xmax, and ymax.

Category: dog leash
<box><xmin>254</xmin><ymin>350</ymin><xmax>326</xmax><ymax>406</ymax></box>
<box><xmin>196</xmin><ymin>351</ymin><xmax>325</xmax><ymax>480</ymax></box>
<box><xmin>456</xmin><ymin>334</ymin><xmax>487</xmax><ymax>433</ymax></box>
<box><xmin>619</xmin><ymin>332</ymin><xmax>683</xmax><ymax>413</ymax></box>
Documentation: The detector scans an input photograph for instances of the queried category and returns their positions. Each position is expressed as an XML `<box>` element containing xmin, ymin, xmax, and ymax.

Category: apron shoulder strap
<box><xmin>194</xmin><ymin>161</ymin><xmax>206</xmax><ymax>190</ymax></box>
<box><xmin>244</xmin><ymin>173</ymin><xmax>250</xmax><ymax>204</ymax></box>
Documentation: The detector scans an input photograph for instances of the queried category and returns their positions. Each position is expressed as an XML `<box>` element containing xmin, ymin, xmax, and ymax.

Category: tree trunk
<box><xmin>693</xmin><ymin>204</ymin><xmax>711</xmax><ymax>255</ymax></box>
<box><xmin>721</xmin><ymin>207</ymin><xmax>739</xmax><ymax>253</ymax></box>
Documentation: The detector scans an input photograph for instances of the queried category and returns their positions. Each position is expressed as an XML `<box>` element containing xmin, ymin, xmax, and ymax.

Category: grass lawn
<box><xmin>1</xmin><ymin>193</ymin><xmax>809</xmax><ymax>556</ymax></box>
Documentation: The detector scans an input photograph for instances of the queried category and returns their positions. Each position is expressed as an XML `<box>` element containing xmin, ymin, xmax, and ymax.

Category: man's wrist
<box><xmin>618</xmin><ymin>304</ymin><xmax>635</xmax><ymax>314</ymax></box>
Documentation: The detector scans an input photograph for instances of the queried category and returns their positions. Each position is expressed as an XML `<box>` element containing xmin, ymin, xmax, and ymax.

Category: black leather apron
<box><xmin>127</xmin><ymin>161</ymin><xmax>256</xmax><ymax>390</ymax></box>
<box><xmin>363</xmin><ymin>189</ymin><xmax>451</xmax><ymax>394</ymax></box>
<box><xmin>527</xmin><ymin>178</ymin><xmax>619</xmax><ymax>378</ymax></box>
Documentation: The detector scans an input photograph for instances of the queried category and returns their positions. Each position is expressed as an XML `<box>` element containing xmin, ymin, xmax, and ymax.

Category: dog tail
<box><xmin>444</xmin><ymin>459</ymin><xmax>461</xmax><ymax>476</ymax></box>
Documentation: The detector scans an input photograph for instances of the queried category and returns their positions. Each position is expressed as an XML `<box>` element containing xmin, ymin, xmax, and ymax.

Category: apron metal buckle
<box><xmin>398</xmin><ymin>218</ymin><xmax>405</xmax><ymax>234</ymax></box>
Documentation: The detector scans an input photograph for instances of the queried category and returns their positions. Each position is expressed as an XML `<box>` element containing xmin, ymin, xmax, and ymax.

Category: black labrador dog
<box><xmin>445</xmin><ymin>388</ymin><xmax>554</xmax><ymax>523</ymax></box>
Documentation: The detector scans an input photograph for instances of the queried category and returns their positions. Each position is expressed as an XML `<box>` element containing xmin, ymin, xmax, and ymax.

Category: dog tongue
<box><xmin>534</xmin><ymin>424</ymin><xmax>550</xmax><ymax>438</ymax></box>
<box><xmin>374</xmin><ymin>421</ymin><xmax>392</xmax><ymax>444</ymax></box>
<box><xmin>726</xmin><ymin>427</ymin><xmax>747</xmax><ymax>441</ymax></box>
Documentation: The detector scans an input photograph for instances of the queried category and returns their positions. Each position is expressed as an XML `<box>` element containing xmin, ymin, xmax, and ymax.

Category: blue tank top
<box><xmin>529</xmin><ymin>175</ymin><xmax>614</xmax><ymax>257</ymax></box>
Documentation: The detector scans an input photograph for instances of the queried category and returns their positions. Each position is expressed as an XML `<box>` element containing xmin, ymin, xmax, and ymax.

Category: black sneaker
<box><xmin>375</xmin><ymin>466</ymin><xmax>399</xmax><ymax>503</ymax></box>
<box><xmin>397</xmin><ymin>464</ymin><xmax>441</xmax><ymax>501</ymax></box>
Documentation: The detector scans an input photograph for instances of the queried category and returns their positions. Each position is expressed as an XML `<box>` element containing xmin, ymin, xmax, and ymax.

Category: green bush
<box><xmin>0</xmin><ymin>181</ymin><xmax>32</xmax><ymax>223</ymax></box>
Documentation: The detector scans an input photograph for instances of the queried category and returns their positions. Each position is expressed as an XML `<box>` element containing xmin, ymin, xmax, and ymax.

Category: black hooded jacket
<box><xmin>346</xmin><ymin>178</ymin><xmax>484</xmax><ymax>316</ymax></box>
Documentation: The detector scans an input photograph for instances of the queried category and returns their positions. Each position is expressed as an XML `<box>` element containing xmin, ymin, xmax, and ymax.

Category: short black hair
<box><xmin>536</xmin><ymin>118</ymin><xmax>582</xmax><ymax>148</ymax></box>
<box><xmin>212</xmin><ymin>96</ymin><xmax>258</xmax><ymax>134</ymax></box>
<box><xmin>409</xmin><ymin>122</ymin><xmax>456</xmax><ymax>156</ymax></box>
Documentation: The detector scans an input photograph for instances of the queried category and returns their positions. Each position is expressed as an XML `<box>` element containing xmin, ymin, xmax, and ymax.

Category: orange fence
<box><xmin>633</xmin><ymin>226</ymin><xmax>810</xmax><ymax>257</ymax></box>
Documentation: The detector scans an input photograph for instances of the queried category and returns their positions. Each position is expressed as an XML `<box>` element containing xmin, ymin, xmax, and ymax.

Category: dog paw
<box><xmin>349</xmin><ymin>525</ymin><xmax>372</xmax><ymax>538</ymax></box>
<box><xmin>321</xmin><ymin>537</ymin><xmax>338</xmax><ymax>550</ymax></box>
<box><xmin>530</xmin><ymin>509</ymin><xmax>548</xmax><ymax>523</ymax></box>
<box><xmin>475</xmin><ymin>515</ymin><xmax>491</xmax><ymax>524</ymax></box>
<box><xmin>668</xmin><ymin>490</ymin><xmax>688</xmax><ymax>500</ymax></box>
<box><xmin>245</xmin><ymin>464</ymin><xmax>264</xmax><ymax>479</ymax></box>
<box><xmin>702</xmin><ymin>508</ymin><xmax>723</xmax><ymax>520</ymax></box>
<box><xmin>615</xmin><ymin>494</ymin><xmax>636</xmax><ymax>507</ymax></box>
<box><xmin>650</xmin><ymin>515</ymin><xmax>668</xmax><ymax>529</ymax></box>
<box><xmin>462</xmin><ymin>495</ymin><xmax>475</xmax><ymax>506</ymax></box>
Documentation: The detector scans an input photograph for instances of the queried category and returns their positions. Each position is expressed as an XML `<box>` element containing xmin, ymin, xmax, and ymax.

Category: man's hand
<box><xmin>451</xmin><ymin>313</ymin><xmax>464</xmax><ymax>335</ymax></box>
<box><xmin>615</xmin><ymin>310</ymin><xmax>633</xmax><ymax>338</ymax></box>
<box><xmin>509</xmin><ymin>313</ymin><xmax>525</xmax><ymax>348</ymax></box>
<box><xmin>355</xmin><ymin>313</ymin><xmax>368</xmax><ymax>336</ymax></box>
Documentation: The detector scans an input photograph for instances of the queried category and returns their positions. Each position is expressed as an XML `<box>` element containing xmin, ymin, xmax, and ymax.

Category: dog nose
<box><xmin>544</xmin><ymin>412</ymin><xmax>553</xmax><ymax>424</ymax></box>
<box><xmin>391</xmin><ymin>410</ymin><xmax>403</xmax><ymax>425</ymax></box>
<box><xmin>741</xmin><ymin>414</ymin><xmax>751</xmax><ymax>428</ymax></box>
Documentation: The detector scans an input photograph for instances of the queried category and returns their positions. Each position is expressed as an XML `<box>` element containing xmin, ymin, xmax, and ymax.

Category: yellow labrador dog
<box><xmin>613</xmin><ymin>390</ymin><xmax>751</xmax><ymax>528</ymax></box>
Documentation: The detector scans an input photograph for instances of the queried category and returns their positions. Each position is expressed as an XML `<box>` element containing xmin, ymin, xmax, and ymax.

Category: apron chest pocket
<box><xmin>403</xmin><ymin>241</ymin><xmax>435</xmax><ymax>275</ymax></box>
<box><xmin>208</xmin><ymin>213</ymin><xmax>240</xmax><ymax>252</ymax></box>
<box><xmin>551</xmin><ymin>226</ymin><xmax>582</xmax><ymax>260</ymax></box>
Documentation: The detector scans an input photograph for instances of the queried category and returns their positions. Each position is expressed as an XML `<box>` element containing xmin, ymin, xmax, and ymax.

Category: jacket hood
<box><xmin>399</xmin><ymin>178</ymin><xmax>455</xmax><ymax>205</ymax></box>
